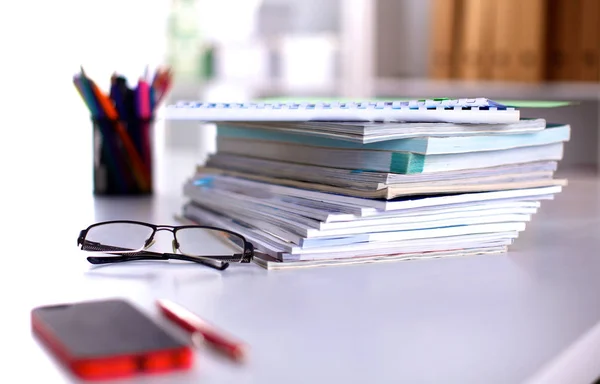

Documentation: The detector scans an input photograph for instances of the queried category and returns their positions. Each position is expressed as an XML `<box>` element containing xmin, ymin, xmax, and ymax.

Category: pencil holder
<box><xmin>91</xmin><ymin>117</ymin><xmax>154</xmax><ymax>195</ymax></box>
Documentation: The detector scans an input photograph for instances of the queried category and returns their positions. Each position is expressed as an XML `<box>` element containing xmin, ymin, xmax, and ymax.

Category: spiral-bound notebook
<box><xmin>165</xmin><ymin>98</ymin><xmax>520</xmax><ymax>124</ymax></box>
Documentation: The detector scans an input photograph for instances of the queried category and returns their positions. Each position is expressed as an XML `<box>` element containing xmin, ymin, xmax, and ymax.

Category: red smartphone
<box><xmin>31</xmin><ymin>298</ymin><xmax>194</xmax><ymax>381</ymax></box>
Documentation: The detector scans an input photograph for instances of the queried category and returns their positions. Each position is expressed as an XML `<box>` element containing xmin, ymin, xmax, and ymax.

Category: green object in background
<box><xmin>167</xmin><ymin>0</ymin><xmax>205</xmax><ymax>81</ymax></box>
<box><xmin>498</xmin><ymin>100</ymin><xmax>574</xmax><ymax>108</ymax></box>
<box><xmin>200</xmin><ymin>44</ymin><xmax>215</xmax><ymax>81</ymax></box>
<box><xmin>260</xmin><ymin>97</ymin><xmax>574</xmax><ymax>108</ymax></box>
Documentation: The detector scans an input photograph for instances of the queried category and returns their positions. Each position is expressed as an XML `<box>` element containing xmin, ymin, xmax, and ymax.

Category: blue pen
<box><xmin>131</xmin><ymin>83</ymin><xmax>143</xmax><ymax>159</ymax></box>
<box><xmin>110</xmin><ymin>81</ymin><xmax>125</xmax><ymax>119</ymax></box>
<box><xmin>149</xmin><ymin>86</ymin><xmax>156</xmax><ymax>114</ymax></box>
<box><xmin>108</xmin><ymin>74</ymin><xmax>140</xmax><ymax>191</ymax></box>
<box><xmin>78</xmin><ymin>74</ymin><xmax>129</xmax><ymax>193</ymax></box>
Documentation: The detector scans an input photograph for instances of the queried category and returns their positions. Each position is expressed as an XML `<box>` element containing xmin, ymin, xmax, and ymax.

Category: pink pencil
<box><xmin>137</xmin><ymin>78</ymin><xmax>152</xmax><ymax>183</ymax></box>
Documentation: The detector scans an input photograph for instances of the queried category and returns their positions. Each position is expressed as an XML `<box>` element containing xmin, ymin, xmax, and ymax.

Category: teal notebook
<box><xmin>216</xmin><ymin>118</ymin><xmax>548</xmax><ymax>144</ymax></box>
<box><xmin>216</xmin><ymin>137</ymin><xmax>565</xmax><ymax>174</ymax></box>
<box><xmin>217</xmin><ymin>123</ymin><xmax>570</xmax><ymax>155</ymax></box>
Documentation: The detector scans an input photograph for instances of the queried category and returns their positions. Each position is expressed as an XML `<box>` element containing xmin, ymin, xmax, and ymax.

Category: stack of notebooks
<box><xmin>165</xmin><ymin>98</ymin><xmax>570</xmax><ymax>270</ymax></box>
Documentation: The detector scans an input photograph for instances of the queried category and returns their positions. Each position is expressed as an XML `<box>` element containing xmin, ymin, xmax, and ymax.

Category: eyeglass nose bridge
<box><xmin>143</xmin><ymin>227</ymin><xmax>177</xmax><ymax>249</ymax></box>
<box><xmin>155</xmin><ymin>227</ymin><xmax>176</xmax><ymax>233</ymax></box>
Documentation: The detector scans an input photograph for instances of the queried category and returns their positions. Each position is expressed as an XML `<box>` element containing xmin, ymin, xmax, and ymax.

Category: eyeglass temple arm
<box><xmin>82</xmin><ymin>240</ymin><xmax>251</xmax><ymax>262</ymax></box>
<box><xmin>87</xmin><ymin>254</ymin><xmax>229</xmax><ymax>271</ymax></box>
<box><xmin>81</xmin><ymin>240</ymin><xmax>231</xmax><ymax>270</ymax></box>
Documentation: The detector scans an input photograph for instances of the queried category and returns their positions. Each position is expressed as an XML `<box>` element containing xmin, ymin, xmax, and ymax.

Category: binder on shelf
<box><xmin>490</xmin><ymin>0</ymin><xmax>519</xmax><ymax>81</ymax></box>
<box><xmin>456</xmin><ymin>0</ymin><xmax>484</xmax><ymax>80</ymax></box>
<box><xmin>578</xmin><ymin>0</ymin><xmax>600</xmax><ymax>81</ymax></box>
<box><xmin>515</xmin><ymin>0</ymin><xmax>547</xmax><ymax>82</ymax></box>
<box><xmin>477</xmin><ymin>0</ymin><xmax>496</xmax><ymax>80</ymax></box>
<box><xmin>428</xmin><ymin>0</ymin><xmax>461</xmax><ymax>79</ymax></box>
<box><xmin>547</xmin><ymin>0</ymin><xmax>581</xmax><ymax>81</ymax></box>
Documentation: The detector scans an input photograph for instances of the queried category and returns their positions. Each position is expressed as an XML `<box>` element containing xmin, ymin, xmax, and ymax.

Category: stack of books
<box><xmin>165</xmin><ymin>98</ymin><xmax>569</xmax><ymax>269</ymax></box>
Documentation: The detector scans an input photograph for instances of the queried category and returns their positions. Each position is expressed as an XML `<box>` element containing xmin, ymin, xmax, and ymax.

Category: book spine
<box><xmin>456</xmin><ymin>0</ymin><xmax>484</xmax><ymax>79</ymax></box>
<box><xmin>477</xmin><ymin>0</ymin><xmax>497</xmax><ymax>80</ymax></box>
<box><xmin>490</xmin><ymin>0</ymin><xmax>519</xmax><ymax>81</ymax></box>
<box><xmin>546</xmin><ymin>0</ymin><xmax>581</xmax><ymax>81</ymax></box>
<box><xmin>578</xmin><ymin>0</ymin><xmax>600</xmax><ymax>81</ymax></box>
<box><xmin>428</xmin><ymin>0</ymin><xmax>459</xmax><ymax>79</ymax></box>
<box><xmin>515</xmin><ymin>0</ymin><xmax>547</xmax><ymax>82</ymax></box>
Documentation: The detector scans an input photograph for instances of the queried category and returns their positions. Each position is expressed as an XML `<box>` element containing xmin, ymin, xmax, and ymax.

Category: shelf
<box><xmin>375</xmin><ymin>77</ymin><xmax>600</xmax><ymax>101</ymax></box>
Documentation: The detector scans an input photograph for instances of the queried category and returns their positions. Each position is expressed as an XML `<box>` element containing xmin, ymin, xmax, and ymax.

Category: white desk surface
<box><xmin>1</xmin><ymin>161</ymin><xmax>599</xmax><ymax>384</ymax></box>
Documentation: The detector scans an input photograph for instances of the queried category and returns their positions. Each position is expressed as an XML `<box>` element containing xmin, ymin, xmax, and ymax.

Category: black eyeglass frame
<box><xmin>77</xmin><ymin>220</ymin><xmax>254</xmax><ymax>271</ymax></box>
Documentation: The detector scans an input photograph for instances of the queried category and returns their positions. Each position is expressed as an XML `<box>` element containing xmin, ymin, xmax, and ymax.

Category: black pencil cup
<box><xmin>92</xmin><ymin>117</ymin><xmax>154</xmax><ymax>195</ymax></box>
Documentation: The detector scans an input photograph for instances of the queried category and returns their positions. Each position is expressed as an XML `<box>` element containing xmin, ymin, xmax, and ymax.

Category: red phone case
<box><xmin>31</xmin><ymin>298</ymin><xmax>193</xmax><ymax>381</ymax></box>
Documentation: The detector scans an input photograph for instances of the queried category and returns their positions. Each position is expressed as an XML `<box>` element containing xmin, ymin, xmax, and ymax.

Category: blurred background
<box><xmin>0</xmin><ymin>0</ymin><xmax>598</xmax><ymax>199</ymax></box>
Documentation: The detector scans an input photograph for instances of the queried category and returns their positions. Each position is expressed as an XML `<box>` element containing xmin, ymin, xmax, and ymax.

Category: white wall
<box><xmin>260</xmin><ymin>0</ymin><xmax>340</xmax><ymax>34</ymax></box>
<box><xmin>0</xmin><ymin>0</ymin><xmax>170</xmax><ymax>195</ymax></box>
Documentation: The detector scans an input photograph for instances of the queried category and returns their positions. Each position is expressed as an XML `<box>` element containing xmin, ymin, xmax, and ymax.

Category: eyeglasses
<box><xmin>77</xmin><ymin>220</ymin><xmax>254</xmax><ymax>270</ymax></box>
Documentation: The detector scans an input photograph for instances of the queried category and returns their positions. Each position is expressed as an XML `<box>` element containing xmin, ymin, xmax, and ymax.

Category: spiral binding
<box><xmin>169</xmin><ymin>98</ymin><xmax>514</xmax><ymax>111</ymax></box>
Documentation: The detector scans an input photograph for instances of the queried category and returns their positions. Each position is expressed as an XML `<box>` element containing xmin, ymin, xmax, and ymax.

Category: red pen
<box><xmin>156</xmin><ymin>299</ymin><xmax>248</xmax><ymax>362</ymax></box>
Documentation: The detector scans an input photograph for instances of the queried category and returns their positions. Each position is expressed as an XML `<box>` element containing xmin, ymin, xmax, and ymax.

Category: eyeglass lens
<box><xmin>84</xmin><ymin>222</ymin><xmax>154</xmax><ymax>251</ymax></box>
<box><xmin>83</xmin><ymin>222</ymin><xmax>245</xmax><ymax>257</ymax></box>
<box><xmin>176</xmin><ymin>227</ymin><xmax>245</xmax><ymax>256</ymax></box>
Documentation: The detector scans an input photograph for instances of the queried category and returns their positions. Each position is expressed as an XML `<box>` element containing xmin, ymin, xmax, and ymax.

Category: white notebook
<box><xmin>165</xmin><ymin>98</ymin><xmax>520</xmax><ymax>124</ymax></box>
<box><xmin>181</xmin><ymin>202</ymin><xmax>525</xmax><ymax>255</ymax></box>
<box><xmin>175</xmin><ymin>213</ymin><xmax>511</xmax><ymax>270</ymax></box>
<box><xmin>187</xmin><ymin>173</ymin><xmax>563</xmax><ymax>213</ymax></box>
<box><xmin>215</xmin><ymin>118</ymin><xmax>548</xmax><ymax>144</ymax></box>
